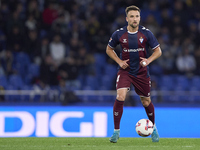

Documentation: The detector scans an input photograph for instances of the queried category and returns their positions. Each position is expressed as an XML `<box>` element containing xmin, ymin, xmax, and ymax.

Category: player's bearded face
<box><xmin>127</xmin><ymin>10</ymin><xmax>140</xmax><ymax>29</ymax></box>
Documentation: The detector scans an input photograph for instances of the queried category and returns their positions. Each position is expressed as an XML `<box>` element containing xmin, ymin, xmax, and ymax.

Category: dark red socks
<box><xmin>144</xmin><ymin>102</ymin><xmax>155</xmax><ymax>124</ymax></box>
<box><xmin>113</xmin><ymin>99</ymin><xmax>124</xmax><ymax>129</ymax></box>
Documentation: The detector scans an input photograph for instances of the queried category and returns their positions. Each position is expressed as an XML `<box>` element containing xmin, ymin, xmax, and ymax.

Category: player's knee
<box><xmin>141</xmin><ymin>98</ymin><xmax>151</xmax><ymax>107</ymax></box>
<box><xmin>116</xmin><ymin>95</ymin><xmax>126</xmax><ymax>101</ymax></box>
<box><xmin>142</xmin><ymin>101</ymin><xmax>150</xmax><ymax>107</ymax></box>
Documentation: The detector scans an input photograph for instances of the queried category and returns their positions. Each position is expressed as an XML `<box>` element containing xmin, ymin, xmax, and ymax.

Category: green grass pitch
<box><xmin>0</xmin><ymin>138</ymin><xmax>200</xmax><ymax>150</ymax></box>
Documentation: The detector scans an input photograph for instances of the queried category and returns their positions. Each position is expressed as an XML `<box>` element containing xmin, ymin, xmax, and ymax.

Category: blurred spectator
<box><xmin>0</xmin><ymin>62</ymin><xmax>5</xmax><ymax>76</ymax></box>
<box><xmin>0</xmin><ymin>50</ymin><xmax>15</xmax><ymax>76</ymax></box>
<box><xmin>157</xmin><ymin>36</ymin><xmax>174</xmax><ymax>74</ymax></box>
<box><xmin>26</xmin><ymin>0</ymin><xmax>41</xmax><ymax>22</ymax></box>
<box><xmin>141</xmin><ymin>1</ymin><xmax>161</xmax><ymax>25</ymax></box>
<box><xmin>68</xmin><ymin>37</ymin><xmax>80</xmax><ymax>57</ymax></box>
<box><xmin>7</xmin><ymin>25</ymin><xmax>24</xmax><ymax>50</ymax></box>
<box><xmin>24</xmin><ymin>30</ymin><xmax>39</xmax><ymax>59</ymax></box>
<box><xmin>34</xmin><ymin>37</ymin><xmax>50</xmax><ymax>65</ymax></box>
<box><xmin>68</xmin><ymin>23</ymin><xmax>83</xmax><ymax>41</ymax></box>
<box><xmin>99</xmin><ymin>3</ymin><xmax>115</xmax><ymax>32</ymax></box>
<box><xmin>76</xmin><ymin>47</ymin><xmax>95</xmax><ymax>75</ymax></box>
<box><xmin>85</xmin><ymin>15</ymin><xmax>100</xmax><ymax>43</ymax></box>
<box><xmin>0</xmin><ymin>29</ymin><xmax>6</xmax><ymax>51</ymax></box>
<box><xmin>49</xmin><ymin>34</ymin><xmax>66</xmax><ymax>66</ymax></box>
<box><xmin>85</xmin><ymin>3</ymin><xmax>96</xmax><ymax>19</ymax></box>
<box><xmin>158</xmin><ymin>26</ymin><xmax>170</xmax><ymax>44</ymax></box>
<box><xmin>52</xmin><ymin>13</ymin><xmax>69</xmax><ymax>35</ymax></box>
<box><xmin>40</xmin><ymin>55</ymin><xmax>58</xmax><ymax>86</ymax></box>
<box><xmin>15</xmin><ymin>2</ymin><xmax>26</xmax><ymax>20</ymax></box>
<box><xmin>169</xmin><ymin>38</ymin><xmax>182</xmax><ymax>57</ymax></box>
<box><xmin>171</xmin><ymin>25</ymin><xmax>184</xmax><ymax>42</ymax></box>
<box><xmin>6</xmin><ymin>10</ymin><xmax>24</xmax><ymax>34</ymax></box>
<box><xmin>194</xmin><ymin>46</ymin><xmax>200</xmax><ymax>75</ymax></box>
<box><xmin>11</xmin><ymin>43</ymin><xmax>23</xmax><ymax>53</ymax></box>
<box><xmin>25</xmin><ymin>14</ymin><xmax>38</xmax><ymax>31</ymax></box>
<box><xmin>176</xmin><ymin>47</ymin><xmax>196</xmax><ymax>76</ymax></box>
<box><xmin>92</xmin><ymin>28</ymin><xmax>109</xmax><ymax>53</ymax></box>
<box><xmin>160</xmin><ymin>8</ymin><xmax>172</xmax><ymax>27</ymax></box>
<box><xmin>144</xmin><ymin>14</ymin><xmax>160</xmax><ymax>35</ymax></box>
<box><xmin>76</xmin><ymin>47</ymin><xmax>88</xmax><ymax>74</ymax></box>
<box><xmin>57</xmin><ymin>3</ymin><xmax>70</xmax><ymax>23</ymax></box>
<box><xmin>111</xmin><ymin>14</ymin><xmax>126</xmax><ymax>33</ymax></box>
<box><xmin>186</xmin><ymin>21</ymin><xmax>200</xmax><ymax>46</ymax></box>
<box><xmin>58</xmin><ymin>56</ymin><xmax>80</xmax><ymax>90</ymax></box>
<box><xmin>0</xmin><ymin>2</ymin><xmax>10</xmax><ymax>30</ymax></box>
<box><xmin>0</xmin><ymin>85</ymin><xmax>5</xmax><ymax>102</ymax></box>
<box><xmin>42</xmin><ymin>2</ymin><xmax>58</xmax><ymax>31</ymax></box>
<box><xmin>58</xmin><ymin>79</ymin><xmax>81</xmax><ymax>105</ymax></box>
<box><xmin>32</xmin><ymin>80</ymin><xmax>50</xmax><ymax>102</ymax></box>
<box><xmin>181</xmin><ymin>38</ymin><xmax>195</xmax><ymax>54</ymax></box>
<box><xmin>173</xmin><ymin>0</ymin><xmax>189</xmax><ymax>24</ymax></box>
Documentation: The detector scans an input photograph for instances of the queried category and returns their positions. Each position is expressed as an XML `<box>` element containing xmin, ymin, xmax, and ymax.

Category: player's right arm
<box><xmin>106</xmin><ymin>46</ymin><xmax>129</xmax><ymax>69</ymax></box>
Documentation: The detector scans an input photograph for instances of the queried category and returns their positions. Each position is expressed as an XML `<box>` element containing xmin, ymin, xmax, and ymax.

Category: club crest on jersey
<box><xmin>139</xmin><ymin>37</ymin><xmax>144</xmax><ymax>43</ymax></box>
<box><xmin>123</xmin><ymin>39</ymin><xmax>127</xmax><ymax>43</ymax></box>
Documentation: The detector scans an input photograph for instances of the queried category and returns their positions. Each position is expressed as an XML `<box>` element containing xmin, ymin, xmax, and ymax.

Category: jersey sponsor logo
<box><xmin>123</xmin><ymin>48</ymin><xmax>144</xmax><ymax>52</ymax></box>
<box><xmin>139</xmin><ymin>37</ymin><xmax>144</xmax><ymax>43</ymax></box>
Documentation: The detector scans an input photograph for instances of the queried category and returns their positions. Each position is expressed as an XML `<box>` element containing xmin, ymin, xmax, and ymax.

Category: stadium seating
<box><xmin>13</xmin><ymin>52</ymin><xmax>31</xmax><ymax>78</ymax></box>
<box><xmin>0</xmin><ymin>75</ymin><xmax>8</xmax><ymax>89</ymax></box>
<box><xmin>104</xmin><ymin>64</ymin><xmax>117</xmax><ymax>77</ymax></box>
<box><xmin>84</xmin><ymin>75</ymin><xmax>99</xmax><ymax>90</ymax></box>
<box><xmin>28</xmin><ymin>63</ymin><xmax>40</xmax><ymax>78</ymax></box>
<box><xmin>100</xmin><ymin>75</ymin><xmax>115</xmax><ymax>90</ymax></box>
<box><xmin>175</xmin><ymin>75</ymin><xmax>190</xmax><ymax>90</ymax></box>
<box><xmin>8</xmin><ymin>74</ymin><xmax>24</xmax><ymax>90</ymax></box>
<box><xmin>160</xmin><ymin>75</ymin><xmax>175</xmax><ymax>90</ymax></box>
<box><xmin>149</xmin><ymin>64</ymin><xmax>163</xmax><ymax>76</ymax></box>
<box><xmin>190</xmin><ymin>76</ymin><xmax>200</xmax><ymax>90</ymax></box>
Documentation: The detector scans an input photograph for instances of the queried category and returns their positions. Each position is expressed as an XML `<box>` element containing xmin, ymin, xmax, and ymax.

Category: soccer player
<box><xmin>106</xmin><ymin>5</ymin><xmax>162</xmax><ymax>143</ymax></box>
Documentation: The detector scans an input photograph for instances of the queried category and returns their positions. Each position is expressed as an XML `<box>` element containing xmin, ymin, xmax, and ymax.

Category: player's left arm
<box><xmin>140</xmin><ymin>46</ymin><xmax>162</xmax><ymax>67</ymax></box>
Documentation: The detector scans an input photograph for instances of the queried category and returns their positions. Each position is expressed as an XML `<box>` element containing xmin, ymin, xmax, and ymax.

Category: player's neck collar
<box><xmin>128</xmin><ymin>30</ymin><xmax>138</xmax><ymax>34</ymax></box>
<box><xmin>127</xmin><ymin>26</ymin><xmax>138</xmax><ymax>34</ymax></box>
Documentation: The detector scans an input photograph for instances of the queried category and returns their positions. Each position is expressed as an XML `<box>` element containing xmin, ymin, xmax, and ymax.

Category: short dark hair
<box><xmin>125</xmin><ymin>5</ymin><xmax>140</xmax><ymax>16</ymax></box>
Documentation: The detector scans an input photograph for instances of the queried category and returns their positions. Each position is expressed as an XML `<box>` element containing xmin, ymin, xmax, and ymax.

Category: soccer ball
<box><xmin>135</xmin><ymin>119</ymin><xmax>154</xmax><ymax>137</ymax></box>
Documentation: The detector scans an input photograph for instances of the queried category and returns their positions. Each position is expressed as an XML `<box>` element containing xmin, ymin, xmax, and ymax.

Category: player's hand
<box><xmin>140</xmin><ymin>57</ymin><xmax>149</xmax><ymax>67</ymax></box>
<box><xmin>119</xmin><ymin>59</ymin><xmax>129</xmax><ymax>69</ymax></box>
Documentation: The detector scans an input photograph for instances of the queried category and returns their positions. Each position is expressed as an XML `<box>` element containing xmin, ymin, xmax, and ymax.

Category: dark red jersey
<box><xmin>108</xmin><ymin>25</ymin><xmax>160</xmax><ymax>78</ymax></box>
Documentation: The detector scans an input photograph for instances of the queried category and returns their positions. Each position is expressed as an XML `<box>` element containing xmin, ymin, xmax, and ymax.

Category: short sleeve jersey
<box><xmin>108</xmin><ymin>25</ymin><xmax>160</xmax><ymax>78</ymax></box>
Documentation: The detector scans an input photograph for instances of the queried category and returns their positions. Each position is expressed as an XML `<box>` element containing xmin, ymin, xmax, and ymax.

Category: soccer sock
<box><xmin>144</xmin><ymin>102</ymin><xmax>155</xmax><ymax>125</ymax></box>
<box><xmin>113</xmin><ymin>99</ymin><xmax>124</xmax><ymax>129</ymax></box>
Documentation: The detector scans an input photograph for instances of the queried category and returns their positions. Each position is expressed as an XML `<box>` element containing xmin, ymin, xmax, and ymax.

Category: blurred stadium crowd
<box><xmin>0</xmin><ymin>0</ymin><xmax>200</xmax><ymax>103</ymax></box>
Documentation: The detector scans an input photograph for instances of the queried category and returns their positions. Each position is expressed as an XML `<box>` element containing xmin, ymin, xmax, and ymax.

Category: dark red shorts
<box><xmin>116</xmin><ymin>70</ymin><xmax>151</xmax><ymax>97</ymax></box>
